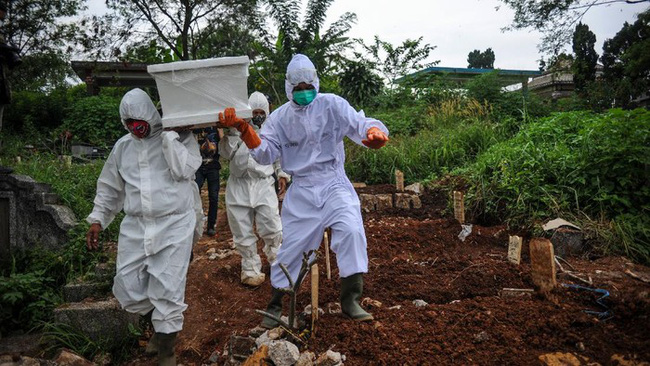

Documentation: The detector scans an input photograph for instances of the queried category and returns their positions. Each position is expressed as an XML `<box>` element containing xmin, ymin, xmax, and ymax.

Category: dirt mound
<box><xmin>126</xmin><ymin>185</ymin><xmax>650</xmax><ymax>365</ymax></box>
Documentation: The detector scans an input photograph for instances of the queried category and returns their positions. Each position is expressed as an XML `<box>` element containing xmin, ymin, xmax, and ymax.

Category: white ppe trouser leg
<box><xmin>271</xmin><ymin>183</ymin><xmax>368</xmax><ymax>289</ymax></box>
<box><xmin>253</xmin><ymin>189</ymin><xmax>283</xmax><ymax>265</ymax></box>
<box><xmin>112</xmin><ymin>213</ymin><xmax>194</xmax><ymax>334</ymax></box>
<box><xmin>227</xmin><ymin>203</ymin><xmax>263</xmax><ymax>279</ymax></box>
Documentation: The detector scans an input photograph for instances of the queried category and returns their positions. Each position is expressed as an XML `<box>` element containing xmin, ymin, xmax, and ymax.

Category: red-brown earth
<box><xmin>127</xmin><ymin>184</ymin><xmax>650</xmax><ymax>365</ymax></box>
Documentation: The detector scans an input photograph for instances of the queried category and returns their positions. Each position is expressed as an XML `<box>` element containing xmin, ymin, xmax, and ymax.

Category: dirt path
<box><xmin>129</xmin><ymin>185</ymin><xmax>650</xmax><ymax>365</ymax></box>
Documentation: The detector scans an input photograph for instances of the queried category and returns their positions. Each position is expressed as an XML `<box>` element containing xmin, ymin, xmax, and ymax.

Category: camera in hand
<box><xmin>0</xmin><ymin>42</ymin><xmax>21</xmax><ymax>69</ymax></box>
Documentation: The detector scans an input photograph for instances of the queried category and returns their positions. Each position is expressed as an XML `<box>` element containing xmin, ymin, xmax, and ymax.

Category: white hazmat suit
<box><xmin>219</xmin><ymin>92</ymin><xmax>289</xmax><ymax>285</ymax></box>
<box><xmin>86</xmin><ymin>88</ymin><xmax>202</xmax><ymax>334</ymax></box>
<box><xmin>250</xmin><ymin>55</ymin><xmax>389</xmax><ymax>289</ymax></box>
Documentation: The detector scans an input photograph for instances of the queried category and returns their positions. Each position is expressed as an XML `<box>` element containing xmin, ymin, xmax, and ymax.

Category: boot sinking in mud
<box><xmin>341</xmin><ymin>273</ymin><xmax>374</xmax><ymax>321</ymax></box>
<box><xmin>261</xmin><ymin>287</ymin><xmax>286</xmax><ymax>329</ymax></box>
<box><xmin>156</xmin><ymin>332</ymin><xmax>177</xmax><ymax>366</ymax></box>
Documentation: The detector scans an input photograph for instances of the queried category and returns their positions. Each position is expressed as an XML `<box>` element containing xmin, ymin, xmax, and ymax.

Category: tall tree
<box><xmin>498</xmin><ymin>0</ymin><xmax>649</xmax><ymax>54</ymax></box>
<box><xmin>104</xmin><ymin>0</ymin><xmax>259</xmax><ymax>61</ymax></box>
<box><xmin>572</xmin><ymin>22</ymin><xmax>598</xmax><ymax>92</ymax></box>
<box><xmin>359</xmin><ymin>36</ymin><xmax>437</xmax><ymax>87</ymax></box>
<box><xmin>338</xmin><ymin>60</ymin><xmax>383</xmax><ymax>108</ymax></box>
<box><xmin>250</xmin><ymin>0</ymin><xmax>357</xmax><ymax>103</ymax></box>
<box><xmin>601</xmin><ymin>9</ymin><xmax>650</xmax><ymax>107</ymax></box>
<box><xmin>2</xmin><ymin>0</ymin><xmax>86</xmax><ymax>91</ymax></box>
<box><xmin>467</xmin><ymin>48</ymin><xmax>495</xmax><ymax>69</ymax></box>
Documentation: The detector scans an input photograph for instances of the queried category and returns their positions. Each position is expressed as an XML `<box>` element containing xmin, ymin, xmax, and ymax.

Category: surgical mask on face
<box><xmin>251</xmin><ymin>115</ymin><xmax>266</xmax><ymax>128</ymax></box>
<box><xmin>293</xmin><ymin>89</ymin><xmax>317</xmax><ymax>106</ymax></box>
<box><xmin>127</xmin><ymin>120</ymin><xmax>151</xmax><ymax>139</ymax></box>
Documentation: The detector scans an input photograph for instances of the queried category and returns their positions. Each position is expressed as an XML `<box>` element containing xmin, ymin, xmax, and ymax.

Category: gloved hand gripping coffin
<box><xmin>147</xmin><ymin>56</ymin><xmax>252</xmax><ymax>129</ymax></box>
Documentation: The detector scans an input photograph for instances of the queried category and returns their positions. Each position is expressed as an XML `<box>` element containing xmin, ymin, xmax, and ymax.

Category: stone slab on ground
<box><xmin>375</xmin><ymin>194</ymin><xmax>393</xmax><ymax>210</ymax></box>
<box><xmin>94</xmin><ymin>262</ymin><xmax>115</xmax><ymax>281</ymax></box>
<box><xmin>405</xmin><ymin>183</ymin><xmax>423</xmax><ymax>195</ymax></box>
<box><xmin>228</xmin><ymin>335</ymin><xmax>256</xmax><ymax>361</ymax></box>
<box><xmin>53</xmin><ymin>297</ymin><xmax>140</xmax><ymax>344</ymax></box>
<box><xmin>550</xmin><ymin>227</ymin><xmax>584</xmax><ymax>257</ymax></box>
<box><xmin>0</xmin><ymin>333</ymin><xmax>45</xmax><ymax>357</ymax></box>
<box><xmin>358</xmin><ymin>194</ymin><xmax>377</xmax><ymax>212</ymax></box>
<box><xmin>62</xmin><ymin>282</ymin><xmax>107</xmax><ymax>303</ymax></box>
<box><xmin>54</xmin><ymin>348</ymin><xmax>95</xmax><ymax>366</ymax></box>
<box><xmin>394</xmin><ymin>193</ymin><xmax>422</xmax><ymax>209</ymax></box>
<box><xmin>529</xmin><ymin>238</ymin><xmax>557</xmax><ymax>293</ymax></box>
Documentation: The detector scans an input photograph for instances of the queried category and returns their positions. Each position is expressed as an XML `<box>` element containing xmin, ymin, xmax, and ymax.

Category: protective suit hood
<box><xmin>119</xmin><ymin>88</ymin><xmax>163</xmax><ymax>138</ymax></box>
<box><xmin>249</xmin><ymin>91</ymin><xmax>270</xmax><ymax>115</ymax></box>
<box><xmin>285</xmin><ymin>54</ymin><xmax>319</xmax><ymax>103</ymax></box>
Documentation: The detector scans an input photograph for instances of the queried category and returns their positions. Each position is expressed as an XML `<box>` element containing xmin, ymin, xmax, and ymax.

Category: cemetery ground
<box><xmin>126</xmin><ymin>183</ymin><xmax>650</xmax><ymax>365</ymax></box>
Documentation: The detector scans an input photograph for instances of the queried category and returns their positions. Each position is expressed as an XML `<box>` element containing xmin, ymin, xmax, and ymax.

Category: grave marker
<box><xmin>395</xmin><ymin>170</ymin><xmax>404</xmax><ymax>192</ymax></box>
<box><xmin>453</xmin><ymin>191</ymin><xmax>465</xmax><ymax>224</ymax></box>
<box><xmin>529</xmin><ymin>238</ymin><xmax>556</xmax><ymax>293</ymax></box>
<box><xmin>507</xmin><ymin>235</ymin><xmax>523</xmax><ymax>265</ymax></box>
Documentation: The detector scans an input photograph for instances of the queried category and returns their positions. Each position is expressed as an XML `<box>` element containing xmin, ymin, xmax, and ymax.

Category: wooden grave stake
<box><xmin>453</xmin><ymin>191</ymin><xmax>465</xmax><ymax>224</ymax></box>
<box><xmin>395</xmin><ymin>169</ymin><xmax>404</xmax><ymax>192</ymax></box>
<box><xmin>323</xmin><ymin>231</ymin><xmax>331</xmax><ymax>280</ymax></box>
<box><xmin>529</xmin><ymin>238</ymin><xmax>557</xmax><ymax>293</ymax></box>
<box><xmin>311</xmin><ymin>263</ymin><xmax>319</xmax><ymax>336</ymax></box>
<box><xmin>507</xmin><ymin>235</ymin><xmax>523</xmax><ymax>265</ymax></box>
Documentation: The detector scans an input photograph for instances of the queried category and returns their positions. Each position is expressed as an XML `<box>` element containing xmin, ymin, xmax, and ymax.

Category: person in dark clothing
<box><xmin>194</xmin><ymin>127</ymin><xmax>221</xmax><ymax>237</ymax></box>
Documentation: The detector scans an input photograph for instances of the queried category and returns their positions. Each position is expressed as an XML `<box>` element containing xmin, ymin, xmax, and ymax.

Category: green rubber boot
<box><xmin>143</xmin><ymin>310</ymin><xmax>158</xmax><ymax>355</ymax></box>
<box><xmin>341</xmin><ymin>273</ymin><xmax>374</xmax><ymax>321</ymax></box>
<box><xmin>156</xmin><ymin>332</ymin><xmax>177</xmax><ymax>366</ymax></box>
<box><xmin>260</xmin><ymin>288</ymin><xmax>285</xmax><ymax>329</ymax></box>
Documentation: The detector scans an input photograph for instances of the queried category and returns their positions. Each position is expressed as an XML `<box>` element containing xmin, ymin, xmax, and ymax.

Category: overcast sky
<box><xmin>85</xmin><ymin>0</ymin><xmax>648</xmax><ymax>70</ymax></box>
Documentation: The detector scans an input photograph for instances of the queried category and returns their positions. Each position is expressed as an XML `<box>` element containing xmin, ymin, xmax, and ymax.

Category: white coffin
<box><xmin>147</xmin><ymin>56</ymin><xmax>251</xmax><ymax>129</ymax></box>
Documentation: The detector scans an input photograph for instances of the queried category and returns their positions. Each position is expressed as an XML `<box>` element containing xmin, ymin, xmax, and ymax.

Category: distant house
<box><xmin>527</xmin><ymin>60</ymin><xmax>604</xmax><ymax>100</ymax></box>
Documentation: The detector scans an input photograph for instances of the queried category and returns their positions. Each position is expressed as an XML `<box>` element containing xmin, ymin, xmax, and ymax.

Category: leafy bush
<box><xmin>3</xmin><ymin>89</ymin><xmax>69</xmax><ymax>133</ymax></box>
<box><xmin>345</xmin><ymin>120</ymin><xmax>500</xmax><ymax>185</ymax></box>
<box><xmin>370</xmin><ymin>104</ymin><xmax>430</xmax><ymax>136</ymax></box>
<box><xmin>0</xmin><ymin>268</ymin><xmax>59</xmax><ymax>334</ymax></box>
<box><xmin>468</xmin><ymin>109</ymin><xmax>650</xmax><ymax>262</ymax></box>
<box><xmin>1</xmin><ymin>223</ymin><xmax>106</xmax><ymax>334</ymax></box>
<box><xmin>60</xmin><ymin>95</ymin><xmax>123</xmax><ymax>147</ymax></box>
<box><xmin>13</xmin><ymin>155</ymin><xmax>105</xmax><ymax>219</ymax></box>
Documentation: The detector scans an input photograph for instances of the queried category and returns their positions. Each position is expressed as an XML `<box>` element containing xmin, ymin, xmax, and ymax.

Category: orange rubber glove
<box><xmin>362</xmin><ymin>127</ymin><xmax>389</xmax><ymax>149</ymax></box>
<box><xmin>219</xmin><ymin>108</ymin><xmax>261</xmax><ymax>149</ymax></box>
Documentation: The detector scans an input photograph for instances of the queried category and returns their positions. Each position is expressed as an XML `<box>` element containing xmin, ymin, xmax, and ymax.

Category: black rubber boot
<box><xmin>341</xmin><ymin>273</ymin><xmax>374</xmax><ymax>321</ymax></box>
<box><xmin>143</xmin><ymin>310</ymin><xmax>158</xmax><ymax>355</ymax></box>
<box><xmin>157</xmin><ymin>332</ymin><xmax>177</xmax><ymax>366</ymax></box>
<box><xmin>260</xmin><ymin>288</ymin><xmax>285</xmax><ymax>329</ymax></box>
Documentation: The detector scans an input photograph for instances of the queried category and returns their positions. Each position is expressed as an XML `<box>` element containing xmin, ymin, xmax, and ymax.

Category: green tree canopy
<box><xmin>572</xmin><ymin>22</ymin><xmax>598</xmax><ymax>92</ymax></box>
<box><xmin>102</xmin><ymin>0</ymin><xmax>259</xmax><ymax>61</ymax></box>
<box><xmin>359</xmin><ymin>36</ymin><xmax>437</xmax><ymax>87</ymax></box>
<box><xmin>2</xmin><ymin>0</ymin><xmax>87</xmax><ymax>91</ymax></box>
<box><xmin>250</xmin><ymin>0</ymin><xmax>357</xmax><ymax>102</ymax></box>
<box><xmin>602</xmin><ymin>9</ymin><xmax>650</xmax><ymax>107</ymax></box>
<box><xmin>467</xmin><ymin>48</ymin><xmax>495</xmax><ymax>69</ymax></box>
<box><xmin>498</xmin><ymin>0</ymin><xmax>649</xmax><ymax>54</ymax></box>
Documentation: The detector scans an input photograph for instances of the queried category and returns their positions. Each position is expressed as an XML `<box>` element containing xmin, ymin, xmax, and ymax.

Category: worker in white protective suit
<box><xmin>219</xmin><ymin>91</ymin><xmax>290</xmax><ymax>286</ymax></box>
<box><xmin>218</xmin><ymin>54</ymin><xmax>389</xmax><ymax>328</ymax></box>
<box><xmin>85</xmin><ymin>88</ymin><xmax>202</xmax><ymax>366</ymax></box>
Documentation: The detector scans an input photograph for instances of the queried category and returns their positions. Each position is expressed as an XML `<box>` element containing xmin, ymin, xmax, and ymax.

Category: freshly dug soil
<box><xmin>126</xmin><ymin>185</ymin><xmax>650</xmax><ymax>365</ymax></box>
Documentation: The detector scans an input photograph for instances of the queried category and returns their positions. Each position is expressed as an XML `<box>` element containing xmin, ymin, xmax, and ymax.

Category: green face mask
<box><xmin>293</xmin><ymin>89</ymin><xmax>317</xmax><ymax>106</ymax></box>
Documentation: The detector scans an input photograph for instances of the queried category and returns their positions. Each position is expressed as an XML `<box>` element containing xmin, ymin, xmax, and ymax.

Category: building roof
<box><xmin>399</xmin><ymin>66</ymin><xmax>542</xmax><ymax>86</ymax></box>
<box><xmin>71</xmin><ymin>61</ymin><xmax>157</xmax><ymax>89</ymax></box>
